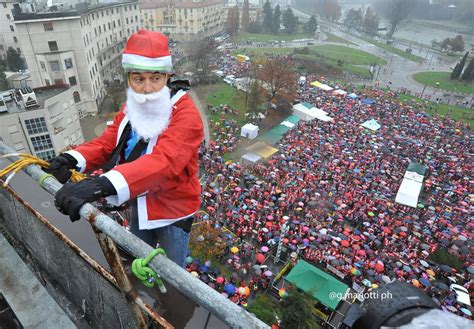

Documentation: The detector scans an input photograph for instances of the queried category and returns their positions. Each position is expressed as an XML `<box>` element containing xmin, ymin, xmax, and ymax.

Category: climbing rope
<box><xmin>0</xmin><ymin>153</ymin><xmax>86</xmax><ymax>187</ymax></box>
<box><xmin>132</xmin><ymin>248</ymin><xmax>167</xmax><ymax>293</ymax></box>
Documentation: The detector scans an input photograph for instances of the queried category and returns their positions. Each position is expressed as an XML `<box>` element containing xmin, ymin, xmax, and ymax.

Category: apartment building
<box><xmin>0</xmin><ymin>85</ymin><xmax>84</xmax><ymax>160</ymax></box>
<box><xmin>13</xmin><ymin>2</ymin><xmax>140</xmax><ymax>115</ymax></box>
<box><xmin>139</xmin><ymin>0</ymin><xmax>225</xmax><ymax>41</ymax></box>
<box><xmin>0</xmin><ymin>0</ymin><xmax>22</xmax><ymax>62</ymax></box>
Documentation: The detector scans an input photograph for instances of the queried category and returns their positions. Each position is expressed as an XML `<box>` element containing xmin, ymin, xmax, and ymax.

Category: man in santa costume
<box><xmin>46</xmin><ymin>29</ymin><xmax>204</xmax><ymax>267</ymax></box>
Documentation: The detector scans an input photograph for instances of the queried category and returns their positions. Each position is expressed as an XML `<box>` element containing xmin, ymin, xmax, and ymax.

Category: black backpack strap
<box><xmin>125</xmin><ymin>139</ymin><xmax>149</xmax><ymax>162</ymax></box>
<box><xmin>102</xmin><ymin>122</ymin><xmax>131</xmax><ymax>172</ymax></box>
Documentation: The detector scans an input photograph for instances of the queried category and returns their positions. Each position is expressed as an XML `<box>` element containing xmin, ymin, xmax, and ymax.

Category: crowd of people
<box><xmin>193</xmin><ymin>53</ymin><xmax>473</xmax><ymax>319</ymax></box>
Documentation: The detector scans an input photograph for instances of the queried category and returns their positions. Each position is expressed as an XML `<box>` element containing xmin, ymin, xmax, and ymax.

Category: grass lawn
<box><xmin>309</xmin><ymin>45</ymin><xmax>386</xmax><ymax>65</ymax></box>
<box><xmin>413</xmin><ymin>71</ymin><xmax>474</xmax><ymax>94</ymax></box>
<box><xmin>204</xmin><ymin>83</ymin><xmax>247</xmax><ymax>126</ymax></box>
<box><xmin>357</xmin><ymin>35</ymin><xmax>423</xmax><ymax>62</ymax></box>
<box><xmin>324</xmin><ymin>32</ymin><xmax>356</xmax><ymax>46</ymax></box>
<box><xmin>397</xmin><ymin>93</ymin><xmax>473</xmax><ymax>129</ymax></box>
<box><xmin>237</xmin><ymin>31</ymin><xmax>314</xmax><ymax>43</ymax></box>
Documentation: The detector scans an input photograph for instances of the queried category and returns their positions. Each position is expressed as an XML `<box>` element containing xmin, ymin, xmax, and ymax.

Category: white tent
<box><xmin>281</xmin><ymin>121</ymin><xmax>295</xmax><ymax>128</ymax></box>
<box><xmin>293</xmin><ymin>103</ymin><xmax>333</xmax><ymax>122</ymax></box>
<box><xmin>333</xmin><ymin>89</ymin><xmax>347</xmax><ymax>96</ymax></box>
<box><xmin>241</xmin><ymin>123</ymin><xmax>259</xmax><ymax>139</ymax></box>
<box><xmin>361</xmin><ymin>119</ymin><xmax>381</xmax><ymax>131</ymax></box>
<box><xmin>395</xmin><ymin>163</ymin><xmax>426</xmax><ymax>208</ymax></box>
<box><xmin>240</xmin><ymin>152</ymin><xmax>261</xmax><ymax>164</ymax></box>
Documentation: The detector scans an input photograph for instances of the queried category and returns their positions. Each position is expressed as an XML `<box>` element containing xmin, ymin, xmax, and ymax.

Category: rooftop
<box><xmin>1</xmin><ymin>85</ymin><xmax>69</xmax><ymax>116</ymax></box>
<box><xmin>13</xmin><ymin>1</ymin><xmax>136</xmax><ymax>22</ymax></box>
<box><xmin>175</xmin><ymin>0</ymin><xmax>223</xmax><ymax>9</ymax></box>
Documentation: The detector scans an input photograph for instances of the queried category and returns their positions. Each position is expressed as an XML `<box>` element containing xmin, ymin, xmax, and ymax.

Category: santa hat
<box><xmin>122</xmin><ymin>29</ymin><xmax>172</xmax><ymax>73</ymax></box>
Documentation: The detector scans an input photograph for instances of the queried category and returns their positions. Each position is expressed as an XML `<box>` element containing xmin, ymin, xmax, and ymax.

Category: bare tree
<box><xmin>258</xmin><ymin>57</ymin><xmax>296</xmax><ymax>111</ymax></box>
<box><xmin>184</xmin><ymin>38</ymin><xmax>218</xmax><ymax>84</ymax></box>
<box><xmin>385</xmin><ymin>0</ymin><xmax>412</xmax><ymax>38</ymax></box>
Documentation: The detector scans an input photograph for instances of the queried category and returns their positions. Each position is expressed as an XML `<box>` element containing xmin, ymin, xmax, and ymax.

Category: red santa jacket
<box><xmin>66</xmin><ymin>91</ymin><xmax>204</xmax><ymax>230</ymax></box>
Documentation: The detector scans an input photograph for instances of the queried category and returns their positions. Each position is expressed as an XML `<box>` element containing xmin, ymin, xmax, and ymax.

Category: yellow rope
<box><xmin>0</xmin><ymin>153</ymin><xmax>86</xmax><ymax>187</ymax></box>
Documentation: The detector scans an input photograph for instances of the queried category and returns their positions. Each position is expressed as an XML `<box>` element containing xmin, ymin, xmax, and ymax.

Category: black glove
<box><xmin>54</xmin><ymin>177</ymin><xmax>116</xmax><ymax>222</ymax></box>
<box><xmin>44</xmin><ymin>154</ymin><xmax>78</xmax><ymax>184</ymax></box>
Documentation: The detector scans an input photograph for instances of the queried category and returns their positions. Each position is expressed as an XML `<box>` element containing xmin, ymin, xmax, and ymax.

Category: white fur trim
<box><xmin>102</xmin><ymin>170</ymin><xmax>130</xmax><ymax>206</ymax></box>
<box><xmin>171</xmin><ymin>90</ymin><xmax>186</xmax><ymax>105</ymax></box>
<box><xmin>65</xmin><ymin>150</ymin><xmax>86</xmax><ymax>173</ymax></box>
<box><xmin>122</xmin><ymin>54</ymin><xmax>172</xmax><ymax>71</ymax></box>
<box><xmin>139</xmin><ymin>208</ymin><xmax>196</xmax><ymax>230</ymax></box>
<box><xmin>116</xmin><ymin>116</ymin><xmax>130</xmax><ymax>146</ymax></box>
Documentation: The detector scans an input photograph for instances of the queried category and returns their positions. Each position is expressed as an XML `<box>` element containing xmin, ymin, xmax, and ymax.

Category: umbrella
<box><xmin>403</xmin><ymin>265</ymin><xmax>412</xmax><ymax>272</ymax></box>
<box><xmin>264</xmin><ymin>270</ymin><xmax>273</xmax><ymax>277</ymax></box>
<box><xmin>439</xmin><ymin>265</ymin><xmax>452</xmax><ymax>273</ymax></box>
<box><xmin>205</xmin><ymin>260</ymin><xmax>212</xmax><ymax>267</ymax></box>
<box><xmin>426</xmin><ymin>269</ymin><xmax>436</xmax><ymax>276</ymax></box>
<box><xmin>278</xmin><ymin>288</ymin><xmax>288</xmax><ymax>298</ymax></box>
<box><xmin>231</xmin><ymin>246</ymin><xmax>239</xmax><ymax>254</ymax></box>
<box><xmin>351</xmin><ymin>268</ymin><xmax>361</xmax><ymax>276</ymax></box>
<box><xmin>200</xmin><ymin>274</ymin><xmax>210</xmax><ymax>283</ymax></box>
<box><xmin>362</xmin><ymin>279</ymin><xmax>372</xmax><ymax>287</ymax></box>
<box><xmin>434</xmin><ymin>281</ymin><xmax>449</xmax><ymax>290</ymax></box>
<box><xmin>255</xmin><ymin>269</ymin><xmax>262</xmax><ymax>275</ymax></box>
<box><xmin>208</xmin><ymin>282</ymin><xmax>216</xmax><ymax>289</ymax></box>
<box><xmin>200</xmin><ymin>265</ymin><xmax>209</xmax><ymax>273</ymax></box>
<box><xmin>419</xmin><ymin>278</ymin><xmax>431</xmax><ymax>287</ymax></box>
<box><xmin>191</xmin><ymin>271</ymin><xmax>199</xmax><ymax>277</ymax></box>
<box><xmin>216</xmin><ymin>276</ymin><xmax>224</xmax><ymax>284</ymax></box>
<box><xmin>419</xmin><ymin>260</ymin><xmax>429</xmax><ymax>267</ymax></box>
<box><xmin>186</xmin><ymin>256</ymin><xmax>193</xmax><ymax>264</ymax></box>
<box><xmin>238</xmin><ymin>287</ymin><xmax>246</xmax><ymax>295</ymax></box>
<box><xmin>460</xmin><ymin>308</ymin><xmax>472</xmax><ymax>316</ymax></box>
<box><xmin>467</xmin><ymin>266</ymin><xmax>474</xmax><ymax>275</ymax></box>
<box><xmin>261</xmin><ymin>246</ymin><xmax>269</xmax><ymax>253</ymax></box>
<box><xmin>224</xmin><ymin>283</ymin><xmax>236</xmax><ymax>295</ymax></box>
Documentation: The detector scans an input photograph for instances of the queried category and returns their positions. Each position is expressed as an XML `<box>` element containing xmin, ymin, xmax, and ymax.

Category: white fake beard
<box><xmin>125</xmin><ymin>86</ymin><xmax>173</xmax><ymax>141</ymax></box>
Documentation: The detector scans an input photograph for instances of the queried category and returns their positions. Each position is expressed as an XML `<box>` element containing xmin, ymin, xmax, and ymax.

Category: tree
<box><xmin>189</xmin><ymin>221</ymin><xmax>226</xmax><ymax>261</ymax></box>
<box><xmin>385</xmin><ymin>0</ymin><xmax>412</xmax><ymax>38</ymax></box>
<box><xmin>271</xmin><ymin>5</ymin><xmax>281</xmax><ymax>34</ymax></box>
<box><xmin>282</xmin><ymin>8</ymin><xmax>298</xmax><ymax>34</ymax></box>
<box><xmin>262</xmin><ymin>0</ymin><xmax>273</xmax><ymax>33</ymax></box>
<box><xmin>304</xmin><ymin>15</ymin><xmax>318</xmax><ymax>34</ymax></box>
<box><xmin>451</xmin><ymin>51</ymin><xmax>469</xmax><ymax>80</ymax></box>
<box><xmin>461</xmin><ymin>56</ymin><xmax>474</xmax><ymax>81</ymax></box>
<box><xmin>185</xmin><ymin>38</ymin><xmax>219</xmax><ymax>84</ymax></box>
<box><xmin>449</xmin><ymin>35</ymin><xmax>465</xmax><ymax>53</ymax></box>
<box><xmin>6</xmin><ymin>47</ymin><xmax>24</xmax><ymax>71</ymax></box>
<box><xmin>344</xmin><ymin>8</ymin><xmax>363</xmax><ymax>29</ymax></box>
<box><xmin>440</xmin><ymin>38</ymin><xmax>451</xmax><ymax>52</ymax></box>
<box><xmin>321</xmin><ymin>0</ymin><xmax>341</xmax><ymax>22</ymax></box>
<box><xmin>280</xmin><ymin>287</ymin><xmax>319</xmax><ymax>329</ymax></box>
<box><xmin>226</xmin><ymin>6</ymin><xmax>240</xmax><ymax>37</ymax></box>
<box><xmin>363</xmin><ymin>7</ymin><xmax>379</xmax><ymax>36</ymax></box>
<box><xmin>258</xmin><ymin>57</ymin><xmax>296</xmax><ymax>108</ymax></box>
<box><xmin>0</xmin><ymin>65</ymin><xmax>8</xmax><ymax>90</ymax></box>
<box><xmin>247</xmin><ymin>21</ymin><xmax>263</xmax><ymax>34</ymax></box>
<box><xmin>241</xmin><ymin>0</ymin><xmax>250</xmax><ymax>31</ymax></box>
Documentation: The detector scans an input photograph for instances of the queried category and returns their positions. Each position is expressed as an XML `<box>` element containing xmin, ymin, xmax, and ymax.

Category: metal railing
<box><xmin>0</xmin><ymin>142</ymin><xmax>269</xmax><ymax>329</ymax></box>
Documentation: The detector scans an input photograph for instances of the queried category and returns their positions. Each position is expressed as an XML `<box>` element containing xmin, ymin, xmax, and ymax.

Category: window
<box><xmin>73</xmin><ymin>92</ymin><xmax>80</xmax><ymax>103</ymax></box>
<box><xmin>24</xmin><ymin>117</ymin><xmax>48</xmax><ymax>134</ymax></box>
<box><xmin>14</xmin><ymin>142</ymin><xmax>24</xmax><ymax>151</ymax></box>
<box><xmin>45</xmin><ymin>79</ymin><xmax>50</xmax><ymax>86</ymax></box>
<box><xmin>43</xmin><ymin>22</ymin><xmax>53</xmax><ymax>31</ymax></box>
<box><xmin>68</xmin><ymin>76</ymin><xmax>77</xmax><ymax>86</ymax></box>
<box><xmin>31</xmin><ymin>134</ymin><xmax>53</xmax><ymax>151</ymax></box>
<box><xmin>48</xmin><ymin>41</ymin><xmax>58</xmax><ymax>51</ymax></box>
<box><xmin>13</xmin><ymin>36</ymin><xmax>17</xmax><ymax>43</ymax></box>
<box><xmin>10</xmin><ymin>25</ymin><xmax>14</xmax><ymax>32</ymax></box>
<box><xmin>40</xmin><ymin>61</ymin><xmax>46</xmax><ymax>70</ymax></box>
<box><xmin>36</xmin><ymin>150</ymin><xmax>55</xmax><ymax>160</ymax></box>
<box><xmin>2</xmin><ymin>3</ymin><xmax>6</xmax><ymax>8</ymax></box>
<box><xmin>8</xmin><ymin>125</ymin><xmax>18</xmax><ymax>134</ymax></box>
<box><xmin>6</xmin><ymin>14</ymin><xmax>10</xmax><ymax>19</ymax></box>
<box><xmin>0</xmin><ymin>45</ymin><xmax>3</xmax><ymax>50</ymax></box>
<box><xmin>64</xmin><ymin>58</ymin><xmax>73</xmax><ymax>69</ymax></box>
<box><xmin>49</xmin><ymin>60</ymin><xmax>60</xmax><ymax>71</ymax></box>
<box><xmin>54</xmin><ymin>79</ymin><xmax>63</xmax><ymax>84</ymax></box>
<box><xmin>17</xmin><ymin>48</ymin><xmax>20</xmax><ymax>54</ymax></box>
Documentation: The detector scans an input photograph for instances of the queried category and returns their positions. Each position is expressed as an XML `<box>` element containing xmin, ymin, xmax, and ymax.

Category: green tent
<box><xmin>284</xmin><ymin>260</ymin><xmax>349</xmax><ymax>310</ymax></box>
<box><xmin>407</xmin><ymin>162</ymin><xmax>426</xmax><ymax>176</ymax></box>
<box><xmin>302</xmin><ymin>102</ymin><xmax>314</xmax><ymax>109</ymax></box>
<box><xmin>284</xmin><ymin>115</ymin><xmax>300</xmax><ymax>124</ymax></box>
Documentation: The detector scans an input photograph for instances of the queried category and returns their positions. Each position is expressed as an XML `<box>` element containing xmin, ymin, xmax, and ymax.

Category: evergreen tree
<box><xmin>282</xmin><ymin>8</ymin><xmax>297</xmax><ymax>34</ymax></box>
<box><xmin>280</xmin><ymin>288</ymin><xmax>319</xmax><ymax>329</ymax></box>
<box><xmin>262</xmin><ymin>0</ymin><xmax>273</xmax><ymax>33</ymax></box>
<box><xmin>0</xmin><ymin>65</ymin><xmax>8</xmax><ymax>90</ymax></box>
<box><xmin>304</xmin><ymin>15</ymin><xmax>318</xmax><ymax>34</ymax></box>
<box><xmin>363</xmin><ymin>7</ymin><xmax>379</xmax><ymax>36</ymax></box>
<box><xmin>6</xmin><ymin>47</ymin><xmax>24</xmax><ymax>71</ymax></box>
<box><xmin>451</xmin><ymin>51</ymin><xmax>469</xmax><ymax>80</ymax></box>
<box><xmin>271</xmin><ymin>5</ymin><xmax>281</xmax><ymax>34</ymax></box>
<box><xmin>241</xmin><ymin>0</ymin><xmax>250</xmax><ymax>31</ymax></box>
<box><xmin>461</xmin><ymin>56</ymin><xmax>474</xmax><ymax>81</ymax></box>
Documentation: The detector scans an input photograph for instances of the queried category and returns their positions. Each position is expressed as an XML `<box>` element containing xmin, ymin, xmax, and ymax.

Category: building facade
<box><xmin>0</xmin><ymin>85</ymin><xmax>84</xmax><ymax>160</ymax></box>
<box><xmin>0</xmin><ymin>0</ymin><xmax>22</xmax><ymax>62</ymax></box>
<box><xmin>14</xmin><ymin>2</ymin><xmax>140</xmax><ymax>115</ymax></box>
<box><xmin>139</xmin><ymin>0</ymin><xmax>225</xmax><ymax>41</ymax></box>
